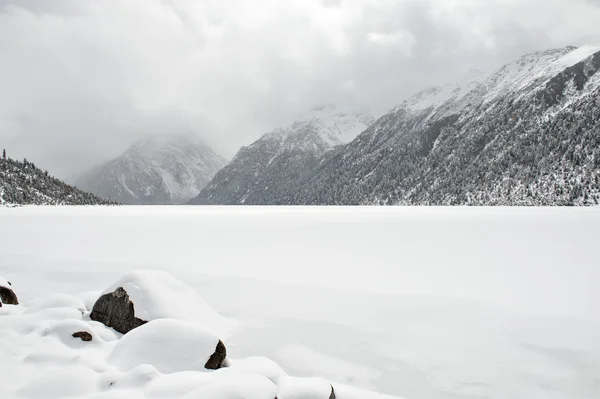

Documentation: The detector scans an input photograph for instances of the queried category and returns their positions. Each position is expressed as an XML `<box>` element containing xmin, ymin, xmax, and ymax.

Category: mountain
<box><xmin>191</xmin><ymin>105</ymin><xmax>375</xmax><ymax>204</ymax></box>
<box><xmin>0</xmin><ymin>154</ymin><xmax>116</xmax><ymax>206</ymax></box>
<box><xmin>76</xmin><ymin>134</ymin><xmax>227</xmax><ymax>205</ymax></box>
<box><xmin>200</xmin><ymin>45</ymin><xmax>600</xmax><ymax>205</ymax></box>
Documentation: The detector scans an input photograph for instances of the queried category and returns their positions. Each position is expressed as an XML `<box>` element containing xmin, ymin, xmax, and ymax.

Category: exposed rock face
<box><xmin>90</xmin><ymin>287</ymin><xmax>147</xmax><ymax>334</ymax></box>
<box><xmin>0</xmin><ymin>285</ymin><xmax>18</xmax><ymax>305</ymax></box>
<box><xmin>72</xmin><ymin>331</ymin><xmax>93</xmax><ymax>342</ymax></box>
<box><xmin>330</xmin><ymin>385</ymin><xmax>335</xmax><ymax>399</ymax></box>
<box><xmin>205</xmin><ymin>340</ymin><xmax>227</xmax><ymax>370</ymax></box>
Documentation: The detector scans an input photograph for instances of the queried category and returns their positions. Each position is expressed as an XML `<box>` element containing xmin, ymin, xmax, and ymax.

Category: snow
<box><xmin>108</xmin><ymin>318</ymin><xmax>220</xmax><ymax>373</ymax></box>
<box><xmin>0</xmin><ymin>268</ymin><xmax>396</xmax><ymax>399</ymax></box>
<box><xmin>398</xmin><ymin>46</ymin><xmax>600</xmax><ymax>122</ymax></box>
<box><xmin>0</xmin><ymin>275</ymin><xmax>12</xmax><ymax>289</ymax></box>
<box><xmin>553</xmin><ymin>44</ymin><xmax>600</xmax><ymax>70</ymax></box>
<box><xmin>276</xmin><ymin>345</ymin><xmax>381</xmax><ymax>390</ymax></box>
<box><xmin>181</xmin><ymin>374</ymin><xmax>278</xmax><ymax>399</ymax></box>
<box><xmin>99</xmin><ymin>271</ymin><xmax>237</xmax><ymax>337</ymax></box>
<box><xmin>270</xmin><ymin>104</ymin><xmax>375</xmax><ymax>154</ymax></box>
<box><xmin>277</xmin><ymin>376</ymin><xmax>333</xmax><ymax>399</ymax></box>
<box><xmin>227</xmin><ymin>357</ymin><xmax>287</xmax><ymax>385</ymax></box>
<box><xmin>400</xmin><ymin>69</ymin><xmax>487</xmax><ymax>112</ymax></box>
<box><xmin>1</xmin><ymin>206</ymin><xmax>600</xmax><ymax>399</ymax></box>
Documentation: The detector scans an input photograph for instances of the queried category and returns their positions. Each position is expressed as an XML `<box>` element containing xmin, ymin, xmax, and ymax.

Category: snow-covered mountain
<box><xmin>191</xmin><ymin>105</ymin><xmax>374</xmax><ymax>205</ymax></box>
<box><xmin>197</xmin><ymin>45</ymin><xmax>600</xmax><ymax>205</ymax></box>
<box><xmin>0</xmin><ymin>154</ymin><xmax>116</xmax><ymax>206</ymax></box>
<box><xmin>77</xmin><ymin>134</ymin><xmax>226</xmax><ymax>205</ymax></box>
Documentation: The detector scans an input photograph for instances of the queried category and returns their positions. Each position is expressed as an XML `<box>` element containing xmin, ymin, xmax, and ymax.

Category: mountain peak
<box><xmin>192</xmin><ymin>104</ymin><xmax>374</xmax><ymax>205</ymax></box>
<box><xmin>76</xmin><ymin>134</ymin><xmax>226</xmax><ymax>205</ymax></box>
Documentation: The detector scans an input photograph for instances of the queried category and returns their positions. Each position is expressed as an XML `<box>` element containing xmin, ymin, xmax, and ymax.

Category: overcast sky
<box><xmin>1</xmin><ymin>0</ymin><xmax>600</xmax><ymax>178</ymax></box>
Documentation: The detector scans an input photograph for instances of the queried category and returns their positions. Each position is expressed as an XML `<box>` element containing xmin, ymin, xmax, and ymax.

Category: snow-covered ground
<box><xmin>1</xmin><ymin>206</ymin><xmax>599</xmax><ymax>399</ymax></box>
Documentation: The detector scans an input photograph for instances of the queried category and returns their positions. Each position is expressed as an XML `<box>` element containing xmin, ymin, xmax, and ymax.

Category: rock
<box><xmin>329</xmin><ymin>386</ymin><xmax>335</xmax><ymax>399</ymax></box>
<box><xmin>72</xmin><ymin>331</ymin><xmax>93</xmax><ymax>342</ymax></box>
<box><xmin>90</xmin><ymin>287</ymin><xmax>147</xmax><ymax>334</ymax></box>
<box><xmin>204</xmin><ymin>340</ymin><xmax>227</xmax><ymax>370</ymax></box>
<box><xmin>0</xmin><ymin>285</ymin><xmax>18</xmax><ymax>305</ymax></box>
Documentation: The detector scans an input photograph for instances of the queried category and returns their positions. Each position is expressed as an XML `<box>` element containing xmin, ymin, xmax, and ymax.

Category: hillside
<box><xmin>0</xmin><ymin>154</ymin><xmax>116</xmax><ymax>206</ymax></box>
<box><xmin>192</xmin><ymin>105</ymin><xmax>374</xmax><ymax>205</ymax></box>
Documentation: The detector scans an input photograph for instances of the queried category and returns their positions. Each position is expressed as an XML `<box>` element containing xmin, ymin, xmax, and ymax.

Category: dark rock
<box><xmin>90</xmin><ymin>287</ymin><xmax>147</xmax><ymax>334</ymax></box>
<box><xmin>330</xmin><ymin>385</ymin><xmax>335</xmax><ymax>399</ymax></box>
<box><xmin>72</xmin><ymin>331</ymin><xmax>93</xmax><ymax>342</ymax></box>
<box><xmin>205</xmin><ymin>339</ymin><xmax>227</xmax><ymax>370</ymax></box>
<box><xmin>0</xmin><ymin>285</ymin><xmax>18</xmax><ymax>305</ymax></box>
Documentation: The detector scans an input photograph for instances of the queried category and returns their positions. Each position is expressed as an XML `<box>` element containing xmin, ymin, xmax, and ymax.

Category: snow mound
<box><xmin>15</xmin><ymin>367</ymin><xmax>100</xmax><ymax>399</ymax></box>
<box><xmin>182</xmin><ymin>374</ymin><xmax>278</xmax><ymax>399</ymax></box>
<box><xmin>100</xmin><ymin>271</ymin><xmax>238</xmax><ymax>337</ymax></box>
<box><xmin>278</xmin><ymin>376</ymin><xmax>333</xmax><ymax>399</ymax></box>
<box><xmin>24</xmin><ymin>293</ymin><xmax>86</xmax><ymax>314</ymax></box>
<box><xmin>108</xmin><ymin>318</ymin><xmax>221</xmax><ymax>374</ymax></box>
<box><xmin>228</xmin><ymin>357</ymin><xmax>287</xmax><ymax>385</ymax></box>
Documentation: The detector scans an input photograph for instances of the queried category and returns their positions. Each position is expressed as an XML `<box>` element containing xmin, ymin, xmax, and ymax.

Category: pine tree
<box><xmin>2</xmin><ymin>149</ymin><xmax>5</xmax><ymax>159</ymax></box>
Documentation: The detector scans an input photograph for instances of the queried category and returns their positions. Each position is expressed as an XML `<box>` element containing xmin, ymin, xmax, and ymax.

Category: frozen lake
<box><xmin>1</xmin><ymin>206</ymin><xmax>600</xmax><ymax>399</ymax></box>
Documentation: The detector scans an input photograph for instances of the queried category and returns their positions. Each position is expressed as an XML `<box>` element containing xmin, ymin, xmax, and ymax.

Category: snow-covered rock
<box><xmin>93</xmin><ymin>271</ymin><xmax>237</xmax><ymax>337</ymax></box>
<box><xmin>75</xmin><ymin>134</ymin><xmax>227</xmax><ymax>205</ymax></box>
<box><xmin>108</xmin><ymin>318</ymin><xmax>223</xmax><ymax>373</ymax></box>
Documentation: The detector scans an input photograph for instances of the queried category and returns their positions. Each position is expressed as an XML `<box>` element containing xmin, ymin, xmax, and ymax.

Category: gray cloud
<box><xmin>1</xmin><ymin>0</ymin><xmax>600</xmax><ymax>178</ymax></box>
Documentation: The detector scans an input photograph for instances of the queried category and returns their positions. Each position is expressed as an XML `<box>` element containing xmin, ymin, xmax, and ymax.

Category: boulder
<box><xmin>0</xmin><ymin>280</ymin><xmax>18</xmax><ymax>305</ymax></box>
<box><xmin>90</xmin><ymin>287</ymin><xmax>147</xmax><ymax>334</ymax></box>
<box><xmin>205</xmin><ymin>339</ymin><xmax>227</xmax><ymax>370</ymax></box>
<box><xmin>72</xmin><ymin>331</ymin><xmax>93</xmax><ymax>342</ymax></box>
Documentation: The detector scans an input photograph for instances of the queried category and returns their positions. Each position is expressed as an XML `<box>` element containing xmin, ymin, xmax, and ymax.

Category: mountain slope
<box><xmin>203</xmin><ymin>45</ymin><xmax>600</xmax><ymax>206</ymax></box>
<box><xmin>77</xmin><ymin>134</ymin><xmax>226</xmax><ymax>205</ymax></box>
<box><xmin>192</xmin><ymin>105</ymin><xmax>374</xmax><ymax>204</ymax></box>
<box><xmin>297</xmin><ymin>45</ymin><xmax>600</xmax><ymax>206</ymax></box>
<box><xmin>0</xmin><ymin>155</ymin><xmax>116</xmax><ymax>206</ymax></box>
